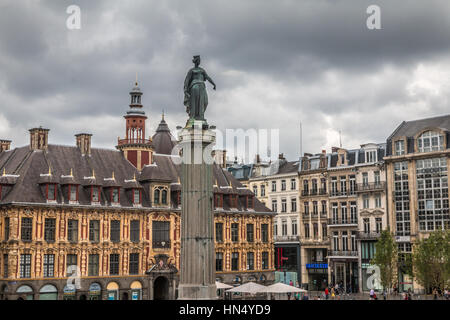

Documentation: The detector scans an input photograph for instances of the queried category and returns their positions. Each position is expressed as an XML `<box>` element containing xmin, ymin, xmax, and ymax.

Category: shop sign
<box><xmin>131</xmin><ymin>290</ymin><xmax>140</xmax><ymax>300</ymax></box>
<box><xmin>395</xmin><ymin>236</ymin><xmax>410</xmax><ymax>242</ymax></box>
<box><xmin>306</xmin><ymin>263</ymin><xmax>328</xmax><ymax>269</ymax></box>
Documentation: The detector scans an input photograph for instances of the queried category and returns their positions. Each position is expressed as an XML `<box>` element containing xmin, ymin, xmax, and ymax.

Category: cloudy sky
<box><xmin>1</xmin><ymin>0</ymin><xmax>450</xmax><ymax>162</ymax></box>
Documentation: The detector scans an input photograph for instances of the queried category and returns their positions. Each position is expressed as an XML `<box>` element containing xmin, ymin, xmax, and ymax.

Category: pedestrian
<box><xmin>373</xmin><ymin>293</ymin><xmax>377</xmax><ymax>300</ymax></box>
<box><xmin>383</xmin><ymin>290</ymin><xmax>387</xmax><ymax>300</ymax></box>
<box><xmin>433</xmin><ymin>288</ymin><xmax>438</xmax><ymax>300</ymax></box>
<box><xmin>325</xmin><ymin>287</ymin><xmax>329</xmax><ymax>300</ymax></box>
<box><xmin>331</xmin><ymin>287</ymin><xmax>335</xmax><ymax>299</ymax></box>
<box><xmin>289</xmin><ymin>280</ymin><xmax>293</xmax><ymax>286</ymax></box>
<box><xmin>444</xmin><ymin>288</ymin><xmax>448</xmax><ymax>300</ymax></box>
<box><xmin>369</xmin><ymin>288</ymin><xmax>375</xmax><ymax>300</ymax></box>
<box><xmin>302</xmin><ymin>293</ymin><xmax>309</xmax><ymax>300</ymax></box>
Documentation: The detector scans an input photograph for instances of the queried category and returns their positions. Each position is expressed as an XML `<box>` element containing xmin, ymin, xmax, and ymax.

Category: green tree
<box><xmin>412</xmin><ymin>230</ymin><xmax>450</xmax><ymax>293</ymax></box>
<box><xmin>371</xmin><ymin>230</ymin><xmax>398</xmax><ymax>293</ymax></box>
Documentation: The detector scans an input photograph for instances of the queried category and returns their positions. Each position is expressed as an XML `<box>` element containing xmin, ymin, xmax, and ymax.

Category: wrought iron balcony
<box><xmin>328</xmin><ymin>218</ymin><xmax>358</xmax><ymax>226</ymax></box>
<box><xmin>356</xmin><ymin>182</ymin><xmax>386</xmax><ymax>193</ymax></box>
<box><xmin>356</xmin><ymin>231</ymin><xmax>381</xmax><ymax>240</ymax></box>
<box><xmin>329</xmin><ymin>250</ymin><xmax>358</xmax><ymax>257</ymax></box>
<box><xmin>118</xmin><ymin>138</ymin><xmax>152</xmax><ymax>146</ymax></box>
<box><xmin>275</xmin><ymin>235</ymin><xmax>300</xmax><ymax>242</ymax></box>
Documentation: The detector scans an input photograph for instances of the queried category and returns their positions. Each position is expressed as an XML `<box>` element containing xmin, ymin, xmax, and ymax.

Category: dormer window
<box><xmin>154</xmin><ymin>189</ymin><xmax>160</xmax><ymax>204</ymax></box>
<box><xmin>395</xmin><ymin>140</ymin><xmax>405</xmax><ymax>156</ymax></box>
<box><xmin>111</xmin><ymin>188</ymin><xmax>120</xmax><ymax>205</ymax></box>
<box><xmin>133</xmin><ymin>189</ymin><xmax>141</xmax><ymax>205</ymax></box>
<box><xmin>365</xmin><ymin>150</ymin><xmax>377</xmax><ymax>163</ymax></box>
<box><xmin>46</xmin><ymin>184</ymin><xmax>56</xmax><ymax>201</ymax></box>
<box><xmin>69</xmin><ymin>185</ymin><xmax>78</xmax><ymax>202</ymax></box>
<box><xmin>91</xmin><ymin>187</ymin><xmax>100</xmax><ymax>203</ymax></box>
<box><xmin>161</xmin><ymin>190</ymin><xmax>167</xmax><ymax>204</ymax></box>
<box><xmin>247</xmin><ymin>196</ymin><xmax>254</xmax><ymax>209</ymax></box>
<box><xmin>153</xmin><ymin>186</ymin><xmax>168</xmax><ymax>205</ymax></box>
<box><xmin>418</xmin><ymin>131</ymin><xmax>444</xmax><ymax>153</ymax></box>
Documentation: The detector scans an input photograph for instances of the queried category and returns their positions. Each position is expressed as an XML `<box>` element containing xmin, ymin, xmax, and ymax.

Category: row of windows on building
<box><xmin>394</xmin><ymin>158</ymin><xmax>450</xmax><ymax>234</ymax></box>
<box><xmin>330</xmin><ymin>176</ymin><xmax>357</xmax><ymax>196</ymax></box>
<box><xmin>252</xmin><ymin>178</ymin><xmax>297</xmax><ymax>197</ymax></box>
<box><xmin>215</xmin><ymin>251</ymin><xmax>270</xmax><ymax>272</ymax></box>
<box><xmin>394</xmin><ymin>130</ymin><xmax>445</xmax><ymax>156</ymax></box>
<box><xmin>2</xmin><ymin>250</ymin><xmax>272</xmax><ymax>279</ymax></box>
<box><xmin>2</xmin><ymin>252</ymin><xmax>141</xmax><ymax>279</ymax></box>
<box><xmin>332</xmin><ymin>231</ymin><xmax>357</xmax><ymax>252</ymax></box>
<box><xmin>42</xmin><ymin>184</ymin><xmax>145</xmax><ymax>206</ymax></box>
<box><xmin>3</xmin><ymin>218</ymin><xmax>170</xmax><ymax>248</ymax></box>
<box><xmin>271</xmin><ymin>198</ymin><xmax>297</xmax><ymax>213</ymax></box>
<box><xmin>3</xmin><ymin>218</ymin><xmax>270</xmax><ymax>246</ymax></box>
<box><xmin>215</xmin><ymin>223</ymin><xmax>269</xmax><ymax>243</ymax></box>
<box><xmin>273</xmin><ymin>219</ymin><xmax>327</xmax><ymax>240</ymax></box>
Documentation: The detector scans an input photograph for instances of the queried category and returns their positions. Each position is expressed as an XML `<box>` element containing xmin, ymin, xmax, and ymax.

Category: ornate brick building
<box><xmin>0</xmin><ymin>83</ymin><xmax>274</xmax><ymax>300</ymax></box>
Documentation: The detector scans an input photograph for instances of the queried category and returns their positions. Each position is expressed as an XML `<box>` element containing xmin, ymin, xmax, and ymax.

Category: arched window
<box><xmin>418</xmin><ymin>131</ymin><xmax>444</xmax><ymax>153</ymax></box>
<box><xmin>154</xmin><ymin>189</ymin><xmax>160</xmax><ymax>204</ymax></box>
<box><xmin>161</xmin><ymin>190</ymin><xmax>167</xmax><ymax>204</ymax></box>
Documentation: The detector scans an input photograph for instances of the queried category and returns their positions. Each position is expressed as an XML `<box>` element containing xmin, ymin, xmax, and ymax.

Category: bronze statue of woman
<box><xmin>183</xmin><ymin>55</ymin><xmax>216</xmax><ymax>122</ymax></box>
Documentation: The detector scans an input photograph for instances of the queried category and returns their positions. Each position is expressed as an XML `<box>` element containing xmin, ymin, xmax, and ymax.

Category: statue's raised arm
<box><xmin>183</xmin><ymin>55</ymin><xmax>216</xmax><ymax>123</ymax></box>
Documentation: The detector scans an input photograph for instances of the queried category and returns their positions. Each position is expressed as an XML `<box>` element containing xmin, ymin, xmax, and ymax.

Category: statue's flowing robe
<box><xmin>184</xmin><ymin>68</ymin><xmax>208</xmax><ymax>120</ymax></box>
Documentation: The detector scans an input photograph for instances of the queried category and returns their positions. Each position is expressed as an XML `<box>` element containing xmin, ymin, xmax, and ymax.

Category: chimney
<box><xmin>29</xmin><ymin>127</ymin><xmax>49</xmax><ymax>151</ymax></box>
<box><xmin>331</xmin><ymin>146</ymin><xmax>339</xmax><ymax>153</ymax></box>
<box><xmin>278</xmin><ymin>153</ymin><xmax>284</xmax><ymax>160</ymax></box>
<box><xmin>0</xmin><ymin>140</ymin><xmax>11</xmax><ymax>152</ymax></box>
<box><xmin>75</xmin><ymin>133</ymin><xmax>92</xmax><ymax>156</ymax></box>
<box><xmin>256</xmin><ymin>154</ymin><xmax>260</xmax><ymax>163</ymax></box>
<box><xmin>322</xmin><ymin>149</ymin><xmax>326</xmax><ymax>154</ymax></box>
<box><xmin>212</xmin><ymin>149</ymin><xmax>227</xmax><ymax>168</ymax></box>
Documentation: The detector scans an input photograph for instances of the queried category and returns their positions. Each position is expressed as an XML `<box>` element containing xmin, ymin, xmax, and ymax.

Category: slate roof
<box><xmin>0</xmin><ymin>144</ymin><xmax>272</xmax><ymax>214</ymax></box>
<box><xmin>151</xmin><ymin>117</ymin><xmax>177</xmax><ymax>155</ymax></box>
<box><xmin>386</xmin><ymin>114</ymin><xmax>450</xmax><ymax>156</ymax></box>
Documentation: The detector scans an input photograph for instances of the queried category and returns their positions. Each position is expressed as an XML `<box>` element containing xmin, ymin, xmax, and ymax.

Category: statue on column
<box><xmin>183</xmin><ymin>55</ymin><xmax>216</xmax><ymax>124</ymax></box>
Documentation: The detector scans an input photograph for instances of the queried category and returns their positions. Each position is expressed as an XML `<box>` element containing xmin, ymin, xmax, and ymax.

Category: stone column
<box><xmin>177</xmin><ymin>123</ymin><xmax>217</xmax><ymax>300</ymax></box>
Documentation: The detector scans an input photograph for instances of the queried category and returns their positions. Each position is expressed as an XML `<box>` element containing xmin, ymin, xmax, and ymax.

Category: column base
<box><xmin>177</xmin><ymin>284</ymin><xmax>217</xmax><ymax>300</ymax></box>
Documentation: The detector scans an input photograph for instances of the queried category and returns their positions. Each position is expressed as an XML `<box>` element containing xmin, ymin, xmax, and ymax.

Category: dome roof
<box><xmin>151</xmin><ymin>117</ymin><xmax>177</xmax><ymax>155</ymax></box>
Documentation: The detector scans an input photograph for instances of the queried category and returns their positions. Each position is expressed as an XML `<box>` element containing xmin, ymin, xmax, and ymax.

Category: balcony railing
<box><xmin>330</xmin><ymin>190</ymin><xmax>356</xmax><ymax>197</ymax></box>
<box><xmin>275</xmin><ymin>235</ymin><xmax>300</xmax><ymax>242</ymax></box>
<box><xmin>329</xmin><ymin>250</ymin><xmax>358</xmax><ymax>257</ymax></box>
<box><xmin>118</xmin><ymin>138</ymin><xmax>152</xmax><ymax>146</ymax></box>
<box><xmin>328</xmin><ymin>218</ymin><xmax>358</xmax><ymax>226</ymax></box>
<box><xmin>320</xmin><ymin>211</ymin><xmax>327</xmax><ymax>218</ymax></box>
<box><xmin>301</xmin><ymin>189</ymin><xmax>327</xmax><ymax>196</ymax></box>
<box><xmin>356</xmin><ymin>182</ymin><xmax>386</xmax><ymax>192</ymax></box>
<box><xmin>356</xmin><ymin>231</ymin><xmax>381</xmax><ymax>239</ymax></box>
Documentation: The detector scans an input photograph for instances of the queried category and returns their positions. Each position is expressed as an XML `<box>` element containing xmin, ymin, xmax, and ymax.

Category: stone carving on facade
<box><xmin>146</xmin><ymin>254</ymin><xmax>178</xmax><ymax>273</ymax></box>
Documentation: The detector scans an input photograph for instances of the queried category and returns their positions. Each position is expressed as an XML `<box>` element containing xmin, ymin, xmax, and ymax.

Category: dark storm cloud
<box><xmin>0</xmin><ymin>0</ymin><xmax>449</xmax><ymax>160</ymax></box>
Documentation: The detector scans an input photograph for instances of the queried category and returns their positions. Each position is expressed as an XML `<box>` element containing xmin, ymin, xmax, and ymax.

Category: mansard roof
<box><xmin>387</xmin><ymin>114</ymin><xmax>450</xmax><ymax>140</ymax></box>
<box><xmin>0</xmin><ymin>144</ymin><xmax>271</xmax><ymax>214</ymax></box>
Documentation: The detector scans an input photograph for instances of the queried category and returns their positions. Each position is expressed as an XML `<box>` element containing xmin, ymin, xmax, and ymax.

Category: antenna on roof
<box><xmin>339</xmin><ymin>130</ymin><xmax>342</xmax><ymax>148</ymax></box>
<box><xmin>300</xmin><ymin>122</ymin><xmax>303</xmax><ymax>157</ymax></box>
<box><xmin>135</xmin><ymin>72</ymin><xmax>138</xmax><ymax>86</ymax></box>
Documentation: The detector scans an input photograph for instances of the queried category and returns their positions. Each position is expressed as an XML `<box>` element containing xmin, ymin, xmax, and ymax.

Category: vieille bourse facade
<box><xmin>0</xmin><ymin>84</ymin><xmax>275</xmax><ymax>300</ymax></box>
